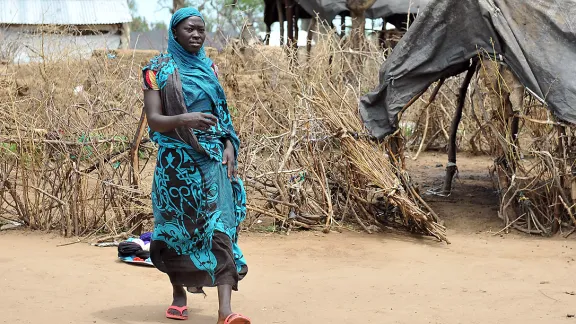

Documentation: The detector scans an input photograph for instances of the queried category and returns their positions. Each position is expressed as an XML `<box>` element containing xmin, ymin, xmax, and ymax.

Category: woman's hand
<box><xmin>179</xmin><ymin>112</ymin><xmax>218</xmax><ymax>131</ymax></box>
<box><xmin>222</xmin><ymin>140</ymin><xmax>237</xmax><ymax>179</ymax></box>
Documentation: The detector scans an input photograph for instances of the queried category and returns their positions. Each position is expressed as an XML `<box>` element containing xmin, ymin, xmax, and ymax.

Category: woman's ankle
<box><xmin>218</xmin><ymin>309</ymin><xmax>233</xmax><ymax>320</ymax></box>
<box><xmin>172</xmin><ymin>285</ymin><xmax>187</xmax><ymax>306</ymax></box>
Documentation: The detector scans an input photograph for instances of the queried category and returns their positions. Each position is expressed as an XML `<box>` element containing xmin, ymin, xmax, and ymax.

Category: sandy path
<box><xmin>1</xmin><ymin>229</ymin><xmax>575</xmax><ymax>324</ymax></box>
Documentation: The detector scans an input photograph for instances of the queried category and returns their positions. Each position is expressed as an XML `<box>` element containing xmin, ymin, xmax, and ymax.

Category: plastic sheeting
<box><xmin>359</xmin><ymin>0</ymin><xmax>576</xmax><ymax>139</ymax></box>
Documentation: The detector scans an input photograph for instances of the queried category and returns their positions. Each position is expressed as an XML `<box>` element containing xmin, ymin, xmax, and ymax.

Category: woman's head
<box><xmin>170</xmin><ymin>8</ymin><xmax>206</xmax><ymax>54</ymax></box>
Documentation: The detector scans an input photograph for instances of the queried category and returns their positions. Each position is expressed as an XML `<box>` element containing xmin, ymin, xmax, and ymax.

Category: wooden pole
<box><xmin>276</xmin><ymin>0</ymin><xmax>285</xmax><ymax>46</ymax></box>
<box><xmin>129</xmin><ymin>109</ymin><xmax>148</xmax><ymax>188</ymax></box>
<box><xmin>294</xmin><ymin>3</ymin><xmax>300</xmax><ymax>47</ymax></box>
<box><xmin>286</xmin><ymin>0</ymin><xmax>294</xmax><ymax>44</ymax></box>
<box><xmin>285</xmin><ymin>0</ymin><xmax>295</xmax><ymax>59</ymax></box>
<box><xmin>306</xmin><ymin>19</ymin><xmax>317</xmax><ymax>61</ymax></box>
<box><xmin>379</xmin><ymin>18</ymin><xmax>386</xmax><ymax>49</ymax></box>
<box><xmin>70</xmin><ymin>163</ymin><xmax>78</xmax><ymax>237</ymax></box>
<box><xmin>553</xmin><ymin>125</ymin><xmax>567</xmax><ymax>234</ymax></box>
<box><xmin>570</xmin><ymin>164</ymin><xmax>576</xmax><ymax>230</ymax></box>
<box><xmin>265</xmin><ymin>25</ymin><xmax>271</xmax><ymax>45</ymax></box>
<box><xmin>441</xmin><ymin>60</ymin><xmax>478</xmax><ymax>195</ymax></box>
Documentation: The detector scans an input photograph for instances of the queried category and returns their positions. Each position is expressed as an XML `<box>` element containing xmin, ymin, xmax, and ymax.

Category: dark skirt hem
<box><xmin>151</xmin><ymin>231</ymin><xmax>247</xmax><ymax>292</ymax></box>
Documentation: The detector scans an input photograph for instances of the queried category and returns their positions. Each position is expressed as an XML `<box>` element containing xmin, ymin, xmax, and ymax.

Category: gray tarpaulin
<box><xmin>359</xmin><ymin>0</ymin><xmax>576</xmax><ymax>140</ymax></box>
<box><xmin>296</xmin><ymin>0</ymin><xmax>429</xmax><ymax>21</ymax></box>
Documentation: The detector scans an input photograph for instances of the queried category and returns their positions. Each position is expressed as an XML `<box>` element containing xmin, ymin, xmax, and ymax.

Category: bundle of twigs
<box><xmin>219</xmin><ymin>31</ymin><xmax>447</xmax><ymax>242</ymax></box>
<box><xmin>1</xmin><ymin>26</ymin><xmax>447</xmax><ymax>242</ymax></box>
<box><xmin>403</xmin><ymin>75</ymin><xmax>502</xmax><ymax>158</ymax></box>
<box><xmin>0</xmin><ymin>30</ymin><xmax>155</xmax><ymax>237</ymax></box>
<box><xmin>403</xmin><ymin>52</ymin><xmax>576</xmax><ymax>237</ymax></box>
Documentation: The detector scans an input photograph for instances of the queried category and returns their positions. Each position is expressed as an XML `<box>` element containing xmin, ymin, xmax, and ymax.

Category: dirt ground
<box><xmin>1</xmin><ymin>152</ymin><xmax>576</xmax><ymax>324</ymax></box>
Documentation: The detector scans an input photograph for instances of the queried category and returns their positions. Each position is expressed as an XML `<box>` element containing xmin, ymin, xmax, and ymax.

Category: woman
<box><xmin>142</xmin><ymin>7</ymin><xmax>250</xmax><ymax>324</ymax></box>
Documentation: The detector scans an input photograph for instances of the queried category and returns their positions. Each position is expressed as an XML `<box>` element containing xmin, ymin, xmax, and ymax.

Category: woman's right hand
<box><xmin>144</xmin><ymin>90</ymin><xmax>218</xmax><ymax>133</ymax></box>
<box><xmin>179</xmin><ymin>112</ymin><xmax>218</xmax><ymax>131</ymax></box>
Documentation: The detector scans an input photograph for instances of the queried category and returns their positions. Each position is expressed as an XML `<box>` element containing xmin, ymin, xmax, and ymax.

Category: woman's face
<box><xmin>173</xmin><ymin>16</ymin><xmax>206</xmax><ymax>54</ymax></box>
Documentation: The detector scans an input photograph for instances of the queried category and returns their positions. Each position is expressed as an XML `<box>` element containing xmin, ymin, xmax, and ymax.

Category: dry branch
<box><xmin>0</xmin><ymin>28</ymin><xmax>450</xmax><ymax>242</ymax></box>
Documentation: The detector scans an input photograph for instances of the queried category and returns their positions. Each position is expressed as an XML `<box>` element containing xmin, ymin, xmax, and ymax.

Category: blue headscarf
<box><xmin>143</xmin><ymin>7</ymin><xmax>241</xmax><ymax>163</ymax></box>
<box><xmin>166</xmin><ymin>7</ymin><xmax>225</xmax><ymax>106</ymax></box>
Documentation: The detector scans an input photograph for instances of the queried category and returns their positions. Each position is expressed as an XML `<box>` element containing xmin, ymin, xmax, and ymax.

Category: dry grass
<box><xmin>403</xmin><ymin>52</ymin><xmax>576</xmax><ymax>237</ymax></box>
<box><xmin>215</xmin><ymin>32</ymin><xmax>446</xmax><ymax>241</ymax></box>
<box><xmin>3</xmin><ymin>25</ymin><xmax>574</xmax><ymax>241</ymax></box>
<box><xmin>0</xmin><ymin>29</ymin><xmax>450</xmax><ymax>242</ymax></box>
<box><xmin>0</xmin><ymin>50</ymin><xmax>154</xmax><ymax>237</ymax></box>
<box><xmin>472</xmin><ymin>57</ymin><xmax>576</xmax><ymax>237</ymax></box>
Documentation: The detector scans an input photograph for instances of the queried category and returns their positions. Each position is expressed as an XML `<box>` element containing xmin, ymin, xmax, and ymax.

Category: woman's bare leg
<box><xmin>168</xmin><ymin>284</ymin><xmax>188</xmax><ymax>316</ymax></box>
<box><xmin>217</xmin><ymin>284</ymin><xmax>233</xmax><ymax>320</ymax></box>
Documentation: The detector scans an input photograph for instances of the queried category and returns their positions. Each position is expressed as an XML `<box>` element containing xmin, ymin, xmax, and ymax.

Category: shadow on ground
<box><xmin>92</xmin><ymin>305</ymin><xmax>215</xmax><ymax>324</ymax></box>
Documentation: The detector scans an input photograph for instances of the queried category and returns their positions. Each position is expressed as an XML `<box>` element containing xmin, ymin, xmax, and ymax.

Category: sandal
<box><xmin>218</xmin><ymin>313</ymin><xmax>251</xmax><ymax>324</ymax></box>
<box><xmin>166</xmin><ymin>305</ymin><xmax>188</xmax><ymax>320</ymax></box>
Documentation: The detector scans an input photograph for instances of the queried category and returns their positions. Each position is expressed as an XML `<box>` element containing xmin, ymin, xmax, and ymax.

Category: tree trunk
<box><xmin>172</xmin><ymin>0</ymin><xmax>185</xmax><ymax>13</ymax></box>
<box><xmin>345</xmin><ymin>0</ymin><xmax>377</xmax><ymax>84</ymax></box>
<box><xmin>347</xmin><ymin>0</ymin><xmax>377</xmax><ymax>50</ymax></box>
<box><xmin>349</xmin><ymin>10</ymin><xmax>366</xmax><ymax>51</ymax></box>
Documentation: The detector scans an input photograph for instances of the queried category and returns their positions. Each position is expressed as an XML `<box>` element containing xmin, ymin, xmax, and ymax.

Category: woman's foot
<box><xmin>167</xmin><ymin>285</ymin><xmax>188</xmax><ymax>319</ymax></box>
<box><xmin>218</xmin><ymin>310</ymin><xmax>233</xmax><ymax>322</ymax></box>
<box><xmin>217</xmin><ymin>312</ymin><xmax>251</xmax><ymax>324</ymax></box>
<box><xmin>216</xmin><ymin>285</ymin><xmax>250</xmax><ymax>323</ymax></box>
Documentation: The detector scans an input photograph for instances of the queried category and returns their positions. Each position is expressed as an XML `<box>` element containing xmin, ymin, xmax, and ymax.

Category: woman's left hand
<box><xmin>222</xmin><ymin>141</ymin><xmax>237</xmax><ymax>179</ymax></box>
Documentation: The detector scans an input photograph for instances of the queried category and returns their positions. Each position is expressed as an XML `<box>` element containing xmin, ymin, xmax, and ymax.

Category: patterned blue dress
<box><xmin>143</xmin><ymin>59</ymin><xmax>248</xmax><ymax>293</ymax></box>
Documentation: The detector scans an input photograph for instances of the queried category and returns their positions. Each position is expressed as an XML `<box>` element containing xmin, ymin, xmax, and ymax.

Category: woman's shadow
<box><xmin>92</xmin><ymin>304</ymin><xmax>215</xmax><ymax>324</ymax></box>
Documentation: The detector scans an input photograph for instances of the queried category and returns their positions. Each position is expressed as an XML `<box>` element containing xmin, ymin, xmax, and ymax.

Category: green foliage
<box><xmin>150</xmin><ymin>21</ymin><xmax>168</xmax><ymax>31</ymax></box>
<box><xmin>228</xmin><ymin>104</ymin><xmax>238</xmax><ymax>117</ymax></box>
<box><xmin>0</xmin><ymin>143</ymin><xmax>17</xmax><ymax>153</ymax></box>
<box><xmin>138</xmin><ymin>0</ymin><xmax>266</xmax><ymax>35</ymax></box>
<box><xmin>221</xmin><ymin>0</ymin><xmax>265</xmax><ymax>33</ymax></box>
<box><xmin>131</xmin><ymin>16</ymin><xmax>151</xmax><ymax>32</ymax></box>
<box><xmin>127</xmin><ymin>0</ymin><xmax>137</xmax><ymax>15</ymax></box>
<box><xmin>178</xmin><ymin>0</ymin><xmax>265</xmax><ymax>34</ymax></box>
<box><xmin>229</xmin><ymin>0</ymin><xmax>263</xmax><ymax>15</ymax></box>
<box><xmin>129</xmin><ymin>0</ymin><xmax>169</xmax><ymax>32</ymax></box>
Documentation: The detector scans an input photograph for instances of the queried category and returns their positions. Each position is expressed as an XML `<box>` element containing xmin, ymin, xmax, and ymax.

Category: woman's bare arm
<box><xmin>143</xmin><ymin>90</ymin><xmax>185</xmax><ymax>132</ymax></box>
<box><xmin>143</xmin><ymin>90</ymin><xmax>217</xmax><ymax>132</ymax></box>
